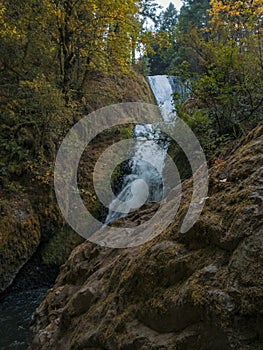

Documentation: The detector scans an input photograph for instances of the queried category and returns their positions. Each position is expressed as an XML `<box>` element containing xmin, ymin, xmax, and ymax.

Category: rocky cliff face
<box><xmin>0</xmin><ymin>72</ymin><xmax>153</xmax><ymax>294</ymax></box>
<box><xmin>30</xmin><ymin>124</ymin><xmax>263</xmax><ymax>350</ymax></box>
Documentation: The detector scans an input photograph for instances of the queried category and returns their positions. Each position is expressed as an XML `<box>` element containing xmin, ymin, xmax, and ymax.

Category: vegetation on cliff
<box><xmin>0</xmin><ymin>0</ymin><xmax>158</xmax><ymax>186</ymax></box>
<box><xmin>0</xmin><ymin>0</ymin><xmax>155</xmax><ymax>293</ymax></box>
<box><xmin>0</xmin><ymin>71</ymin><xmax>153</xmax><ymax>294</ymax></box>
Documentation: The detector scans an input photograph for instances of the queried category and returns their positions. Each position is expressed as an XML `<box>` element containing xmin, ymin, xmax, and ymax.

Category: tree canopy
<box><xmin>0</xmin><ymin>0</ymin><xmax>159</xmax><ymax>183</ymax></box>
<box><xmin>0</xmin><ymin>0</ymin><xmax>262</xmax><ymax>180</ymax></box>
<box><xmin>144</xmin><ymin>0</ymin><xmax>262</xmax><ymax>150</ymax></box>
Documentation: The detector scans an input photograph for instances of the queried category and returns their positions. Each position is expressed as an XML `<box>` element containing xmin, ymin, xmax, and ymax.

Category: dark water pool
<box><xmin>0</xmin><ymin>288</ymin><xmax>47</xmax><ymax>350</ymax></box>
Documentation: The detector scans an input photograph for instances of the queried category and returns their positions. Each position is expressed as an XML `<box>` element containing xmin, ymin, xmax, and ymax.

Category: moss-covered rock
<box><xmin>82</xmin><ymin>70</ymin><xmax>154</xmax><ymax>113</ymax></box>
<box><xmin>30</xmin><ymin>123</ymin><xmax>263</xmax><ymax>350</ymax></box>
<box><xmin>0</xmin><ymin>194</ymin><xmax>41</xmax><ymax>293</ymax></box>
<box><xmin>0</xmin><ymin>72</ymin><xmax>154</xmax><ymax>294</ymax></box>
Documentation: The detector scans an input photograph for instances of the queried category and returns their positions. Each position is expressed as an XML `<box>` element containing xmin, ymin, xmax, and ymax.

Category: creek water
<box><xmin>105</xmin><ymin>75</ymin><xmax>176</xmax><ymax>224</ymax></box>
<box><xmin>0</xmin><ymin>288</ymin><xmax>47</xmax><ymax>349</ymax></box>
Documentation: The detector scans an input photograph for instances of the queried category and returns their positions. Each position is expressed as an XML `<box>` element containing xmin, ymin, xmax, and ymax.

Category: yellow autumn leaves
<box><xmin>209</xmin><ymin>0</ymin><xmax>263</xmax><ymax>33</ymax></box>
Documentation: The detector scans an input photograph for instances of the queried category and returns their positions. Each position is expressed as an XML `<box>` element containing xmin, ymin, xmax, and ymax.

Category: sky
<box><xmin>156</xmin><ymin>0</ymin><xmax>183</xmax><ymax>11</ymax></box>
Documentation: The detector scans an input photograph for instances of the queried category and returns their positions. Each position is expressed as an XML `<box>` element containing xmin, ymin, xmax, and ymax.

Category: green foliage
<box><xmin>137</xmin><ymin>56</ymin><xmax>151</xmax><ymax>76</ymax></box>
<box><xmin>148</xmin><ymin>0</ymin><xmax>263</xmax><ymax>147</ymax></box>
<box><xmin>0</xmin><ymin>74</ymin><xmax>72</xmax><ymax>177</ymax></box>
<box><xmin>118</xmin><ymin>124</ymin><xmax>134</xmax><ymax>139</ymax></box>
<box><xmin>178</xmin><ymin>0</ymin><xmax>210</xmax><ymax>33</ymax></box>
<box><xmin>47</xmin><ymin>0</ymin><xmax>141</xmax><ymax>96</ymax></box>
<box><xmin>145</xmin><ymin>0</ymin><xmax>211</xmax><ymax>75</ymax></box>
<box><xmin>0</xmin><ymin>0</ymin><xmax>151</xmax><ymax>185</ymax></box>
<box><xmin>145</xmin><ymin>3</ymin><xmax>178</xmax><ymax>75</ymax></box>
<box><xmin>138</xmin><ymin>0</ymin><xmax>160</xmax><ymax>23</ymax></box>
<box><xmin>175</xmin><ymin>101</ymin><xmax>216</xmax><ymax>155</ymax></box>
<box><xmin>158</xmin><ymin>3</ymin><xmax>178</xmax><ymax>34</ymax></box>
<box><xmin>176</xmin><ymin>25</ymin><xmax>263</xmax><ymax>136</ymax></box>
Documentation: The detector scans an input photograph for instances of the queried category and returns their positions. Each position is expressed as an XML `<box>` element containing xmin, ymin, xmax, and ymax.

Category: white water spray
<box><xmin>105</xmin><ymin>75</ymin><xmax>176</xmax><ymax>224</ymax></box>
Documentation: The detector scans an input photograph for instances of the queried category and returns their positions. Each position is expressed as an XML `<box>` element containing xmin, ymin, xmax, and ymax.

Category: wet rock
<box><xmin>30</xmin><ymin>124</ymin><xmax>263</xmax><ymax>349</ymax></box>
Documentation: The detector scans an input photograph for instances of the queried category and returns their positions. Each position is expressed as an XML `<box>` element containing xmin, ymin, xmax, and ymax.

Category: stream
<box><xmin>0</xmin><ymin>288</ymin><xmax>47</xmax><ymax>349</ymax></box>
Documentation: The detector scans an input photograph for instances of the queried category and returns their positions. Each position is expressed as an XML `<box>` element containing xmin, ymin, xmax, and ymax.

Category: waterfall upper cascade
<box><xmin>105</xmin><ymin>75</ymin><xmax>176</xmax><ymax>224</ymax></box>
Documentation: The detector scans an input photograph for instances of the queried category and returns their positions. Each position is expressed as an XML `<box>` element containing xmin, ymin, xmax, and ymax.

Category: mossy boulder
<box><xmin>30</xmin><ymin>124</ymin><xmax>263</xmax><ymax>349</ymax></box>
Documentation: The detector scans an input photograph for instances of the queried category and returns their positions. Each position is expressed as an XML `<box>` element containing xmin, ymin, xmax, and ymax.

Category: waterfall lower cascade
<box><xmin>105</xmin><ymin>75</ymin><xmax>176</xmax><ymax>224</ymax></box>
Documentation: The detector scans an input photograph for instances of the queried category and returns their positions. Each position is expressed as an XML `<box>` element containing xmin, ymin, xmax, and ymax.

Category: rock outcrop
<box><xmin>30</xmin><ymin>124</ymin><xmax>263</xmax><ymax>349</ymax></box>
<box><xmin>0</xmin><ymin>72</ymin><xmax>153</xmax><ymax>294</ymax></box>
<box><xmin>0</xmin><ymin>194</ymin><xmax>41</xmax><ymax>292</ymax></box>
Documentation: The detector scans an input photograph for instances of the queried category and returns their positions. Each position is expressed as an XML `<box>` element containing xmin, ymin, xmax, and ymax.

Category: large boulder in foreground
<box><xmin>30</xmin><ymin>124</ymin><xmax>263</xmax><ymax>350</ymax></box>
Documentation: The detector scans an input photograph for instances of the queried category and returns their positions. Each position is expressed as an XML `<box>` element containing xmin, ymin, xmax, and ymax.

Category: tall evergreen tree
<box><xmin>178</xmin><ymin>0</ymin><xmax>210</xmax><ymax>33</ymax></box>
<box><xmin>146</xmin><ymin>3</ymin><xmax>178</xmax><ymax>74</ymax></box>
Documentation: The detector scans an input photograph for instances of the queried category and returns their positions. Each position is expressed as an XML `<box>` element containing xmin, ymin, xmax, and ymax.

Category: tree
<box><xmin>0</xmin><ymin>0</ymin><xmax>148</xmax><ymax>177</ymax></box>
<box><xmin>145</xmin><ymin>1</ymin><xmax>211</xmax><ymax>75</ymax></box>
<box><xmin>138</xmin><ymin>0</ymin><xmax>160</xmax><ymax>23</ymax></box>
<box><xmin>158</xmin><ymin>2</ymin><xmax>178</xmax><ymax>34</ymax></box>
<box><xmin>46</xmin><ymin>0</ymin><xmax>140</xmax><ymax>99</ymax></box>
<box><xmin>175</xmin><ymin>0</ymin><xmax>263</xmax><ymax>137</ymax></box>
<box><xmin>0</xmin><ymin>0</ymin><xmax>71</xmax><ymax>169</ymax></box>
<box><xmin>178</xmin><ymin>0</ymin><xmax>210</xmax><ymax>33</ymax></box>
<box><xmin>208</xmin><ymin>0</ymin><xmax>263</xmax><ymax>44</ymax></box>
<box><xmin>144</xmin><ymin>3</ymin><xmax>178</xmax><ymax>74</ymax></box>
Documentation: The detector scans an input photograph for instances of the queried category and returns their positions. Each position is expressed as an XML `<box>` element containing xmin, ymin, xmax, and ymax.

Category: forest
<box><xmin>146</xmin><ymin>0</ymin><xmax>263</xmax><ymax>151</ymax></box>
<box><xmin>1</xmin><ymin>0</ymin><xmax>262</xmax><ymax>185</ymax></box>
<box><xmin>0</xmin><ymin>1</ymin><xmax>263</xmax><ymax>349</ymax></box>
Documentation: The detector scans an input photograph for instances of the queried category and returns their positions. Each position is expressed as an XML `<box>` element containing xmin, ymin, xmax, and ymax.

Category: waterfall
<box><xmin>105</xmin><ymin>75</ymin><xmax>176</xmax><ymax>224</ymax></box>
<box><xmin>146</xmin><ymin>75</ymin><xmax>175</xmax><ymax>121</ymax></box>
